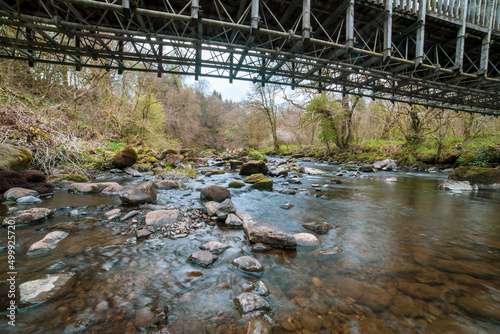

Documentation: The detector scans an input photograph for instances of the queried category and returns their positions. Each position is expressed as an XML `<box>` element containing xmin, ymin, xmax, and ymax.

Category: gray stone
<box><xmin>215</xmin><ymin>198</ymin><xmax>236</xmax><ymax>220</ymax></box>
<box><xmin>205</xmin><ymin>201</ymin><xmax>220</xmax><ymax>216</ymax></box>
<box><xmin>145</xmin><ymin>210</ymin><xmax>182</xmax><ymax>226</ymax></box>
<box><xmin>101</xmin><ymin>183</ymin><xmax>123</xmax><ymax>196</ymax></box>
<box><xmin>302</xmin><ymin>167</ymin><xmax>325</xmax><ymax>175</ymax></box>
<box><xmin>232</xmin><ymin>255</ymin><xmax>264</xmax><ymax>272</ymax></box>
<box><xmin>188</xmin><ymin>250</ymin><xmax>218</xmax><ymax>268</ymax></box>
<box><xmin>68</xmin><ymin>182</ymin><xmax>120</xmax><ymax>194</ymax></box>
<box><xmin>289</xmin><ymin>177</ymin><xmax>302</xmax><ymax>184</ymax></box>
<box><xmin>200</xmin><ymin>241</ymin><xmax>230</xmax><ymax>254</ymax></box>
<box><xmin>359</xmin><ymin>164</ymin><xmax>375</xmax><ymax>172</ymax></box>
<box><xmin>293</xmin><ymin>233</ymin><xmax>321</xmax><ymax>247</ymax></box>
<box><xmin>136</xmin><ymin>229</ymin><xmax>152</xmax><ymax>240</ymax></box>
<box><xmin>28</xmin><ymin>231</ymin><xmax>69</xmax><ymax>253</ymax></box>
<box><xmin>2</xmin><ymin>208</ymin><xmax>54</xmax><ymax>227</ymax></box>
<box><xmin>253</xmin><ymin>281</ymin><xmax>270</xmax><ymax>297</ymax></box>
<box><xmin>439</xmin><ymin>180</ymin><xmax>473</xmax><ymax>191</ymax></box>
<box><xmin>119</xmin><ymin>181</ymin><xmax>157</xmax><ymax>204</ymax></box>
<box><xmin>243</xmin><ymin>220</ymin><xmax>297</xmax><ymax>249</ymax></box>
<box><xmin>280</xmin><ymin>203</ymin><xmax>294</xmax><ymax>210</ymax></box>
<box><xmin>385</xmin><ymin>177</ymin><xmax>398</xmax><ymax>182</ymax></box>
<box><xmin>3</xmin><ymin>187</ymin><xmax>39</xmax><ymax>201</ymax></box>
<box><xmin>19</xmin><ymin>274</ymin><xmax>74</xmax><ymax>303</ymax></box>
<box><xmin>234</xmin><ymin>292</ymin><xmax>271</xmax><ymax>316</ymax></box>
<box><xmin>374</xmin><ymin>159</ymin><xmax>397</xmax><ymax>170</ymax></box>
<box><xmin>225</xmin><ymin>213</ymin><xmax>243</xmax><ymax>228</ymax></box>
<box><xmin>123</xmin><ymin>167</ymin><xmax>142</xmax><ymax>177</ymax></box>
<box><xmin>17</xmin><ymin>195</ymin><xmax>42</xmax><ymax>204</ymax></box>
<box><xmin>104</xmin><ymin>208</ymin><xmax>121</xmax><ymax>220</ymax></box>
<box><xmin>121</xmin><ymin>210</ymin><xmax>139</xmax><ymax>221</ymax></box>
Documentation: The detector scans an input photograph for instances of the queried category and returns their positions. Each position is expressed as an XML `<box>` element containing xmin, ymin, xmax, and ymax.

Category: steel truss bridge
<box><xmin>0</xmin><ymin>0</ymin><xmax>499</xmax><ymax>115</ymax></box>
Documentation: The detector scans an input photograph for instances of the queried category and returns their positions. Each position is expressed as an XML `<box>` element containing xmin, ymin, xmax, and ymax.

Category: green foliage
<box><xmin>178</xmin><ymin>167</ymin><xmax>197</xmax><ymax>178</ymax></box>
<box><xmin>248</xmin><ymin>150</ymin><xmax>264</xmax><ymax>161</ymax></box>
<box><xmin>302</xmin><ymin>94</ymin><xmax>342</xmax><ymax>149</ymax></box>
<box><xmin>108</xmin><ymin>142</ymin><xmax>126</xmax><ymax>152</ymax></box>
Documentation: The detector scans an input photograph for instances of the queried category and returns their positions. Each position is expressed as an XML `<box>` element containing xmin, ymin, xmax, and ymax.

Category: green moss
<box><xmin>244</xmin><ymin>173</ymin><xmax>267</xmax><ymax>183</ymax></box>
<box><xmin>228</xmin><ymin>181</ymin><xmax>245</xmax><ymax>188</ymax></box>
<box><xmin>62</xmin><ymin>174</ymin><xmax>89</xmax><ymax>182</ymax></box>
<box><xmin>449</xmin><ymin>166</ymin><xmax>500</xmax><ymax>184</ymax></box>
<box><xmin>252</xmin><ymin>179</ymin><xmax>273</xmax><ymax>190</ymax></box>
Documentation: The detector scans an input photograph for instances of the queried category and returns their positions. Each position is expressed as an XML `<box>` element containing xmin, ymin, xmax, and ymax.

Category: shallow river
<box><xmin>1</xmin><ymin>159</ymin><xmax>500</xmax><ymax>333</ymax></box>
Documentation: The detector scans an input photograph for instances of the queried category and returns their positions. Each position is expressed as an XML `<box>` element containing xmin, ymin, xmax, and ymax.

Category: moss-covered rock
<box><xmin>111</xmin><ymin>145</ymin><xmax>138</xmax><ymax>169</ymax></box>
<box><xmin>159</xmin><ymin>148</ymin><xmax>179</xmax><ymax>160</ymax></box>
<box><xmin>0</xmin><ymin>144</ymin><xmax>33</xmax><ymax>172</ymax></box>
<box><xmin>244</xmin><ymin>173</ymin><xmax>267</xmax><ymax>184</ymax></box>
<box><xmin>62</xmin><ymin>174</ymin><xmax>89</xmax><ymax>183</ymax></box>
<box><xmin>449</xmin><ymin>166</ymin><xmax>500</xmax><ymax>185</ymax></box>
<box><xmin>252</xmin><ymin>179</ymin><xmax>273</xmax><ymax>191</ymax></box>
<box><xmin>228</xmin><ymin>181</ymin><xmax>245</xmax><ymax>188</ymax></box>
<box><xmin>239</xmin><ymin>160</ymin><xmax>269</xmax><ymax>176</ymax></box>
<box><xmin>140</xmin><ymin>156</ymin><xmax>158</xmax><ymax>164</ymax></box>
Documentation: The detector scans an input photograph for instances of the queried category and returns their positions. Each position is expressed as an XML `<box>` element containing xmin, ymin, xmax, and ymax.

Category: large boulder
<box><xmin>2</xmin><ymin>208</ymin><xmax>54</xmax><ymax>227</ymax></box>
<box><xmin>243</xmin><ymin>219</ymin><xmax>297</xmax><ymax>249</ymax></box>
<box><xmin>239</xmin><ymin>160</ymin><xmax>269</xmax><ymax>176</ymax></box>
<box><xmin>0</xmin><ymin>144</ymin><xmax>33</xmax><ymax>172</ymax></box>
<box><xmin>0</xmin><ymin>170</ymin><xmax>53</xmax><ymax>195</ymax></box>
<box><xmin>200</xmin><ymin>185</ymin><xmax>231</xmax><ymax>202</ymax></box>
<box><xmin>215</xmin><ymin>199</ymin><xmax>236</xmax><ymax>220</ymax></box>
<box><xmin>111</xmin><ymin>145</ymin><xmax>138</xmax><ymax>169</ymax></box>
<box><xmin>448</xmin><ymin>166</ymin><xmax>500</xmax><ymax>191</ymax></box>
<box><xmin>165</xmin><ymin>154</ymin><xmax>183</xmax><ymax>168</ymax></box>
<box><xmin>119</xmin><ymin>181</ymin><xmax>157</xmax><ymax>204</ymax></box>
<box><xmin>3</xmin><ymin>187</ymin><xmax>39</xmax><ymax>201</ymax></box>
<box><xmin>373</xmin><ymin>159</ymin><xmax>397</xmax><ymax>171</ymax></box>
<box><xmin>438</xmin><ymin>180</ymin><xmax>473</xmax><ymax>191</ymax></box>
<box><xmin>158</xmin><ymin>148</ymin><xmax>179</xmax><ymax>160</ymax></box>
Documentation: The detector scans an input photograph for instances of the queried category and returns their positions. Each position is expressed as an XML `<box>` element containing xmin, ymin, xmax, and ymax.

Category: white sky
<box><xmin>185</xmin><ymin>76</ymin><xmax>253</xmax><ymax>102</ymax></box>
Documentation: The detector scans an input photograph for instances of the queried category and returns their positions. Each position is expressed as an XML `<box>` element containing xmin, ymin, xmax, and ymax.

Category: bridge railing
<box><xmin>366</xmin><ymin>0</ymin><xmax>500</xmax><ymax>31</ymax></box>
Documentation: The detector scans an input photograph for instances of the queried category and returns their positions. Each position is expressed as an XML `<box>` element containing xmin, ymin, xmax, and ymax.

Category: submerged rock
<box><xmin>19</xmin><ymin>273</ymin><xmax>74</xmax><ymax>303</ymax></box>
<box><xmin>145</xmin><ymin>210</ymin><xmax>182</xmax><ymax>226</ymax></box>
<box><xmin>301</xmin><ymin>221</ymin><xmax>334</xmax><ymax>235</ymax></box>
<box><xmin>17</xmin><ymin>195</ymin><xmax>42</xmax><ymax>204</ymax></box>
<box><xmin>243</xmin><ymin>219</ymin><xmax>297</xmax><ymax>249</ymax></box>
<box><xmin>200</xmin><ymin>241</ymin><xmax>230</xmax><ymax>254</ymax></box>
<box><xmin>232</xmin><ymin>255</ymin><xmax>264</xmax><ymax>273</ymax></box>
<box><xmin>2</xmin><ymin>208</ymin><xmax>54</xmax><ymax>227</ymax></box>
<box><xmin>188</xmin><ymin>250</ymin><xmax>218</xmax><ymax>268</ymax></box>
<box><xmin>200</xmin><ymin>185</ymin><xmax>231</xmax><ymax>202</ymax></box>
<box><xmin>234</xmin><ymin>292</ymin><xmax>271</xmax><ymax>316</ymax></box>
<box><xmin>336</xmin><ymin>277</ymin><xmax>393</xmax><ymax>311</ymax></box>
<box><xmin>119</xmin><ymin>181</ymin><xmax>157</xmax><ymax>204</ymax></box>
<box><xmin>48</xmin><ymin>217</ymin><xmax>104</xmax><ymax>231</ymax></box>
<box><xmin>28</xmin><ymin>231</ymin><xmax>69</xmax><ymax>254</ymax></box>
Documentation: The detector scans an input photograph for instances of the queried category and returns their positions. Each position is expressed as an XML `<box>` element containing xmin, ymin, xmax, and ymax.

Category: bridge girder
<box><xmin>0</xmin><ymin>0</ymin><xmax>499</xmax><ymax>115</ymax></box>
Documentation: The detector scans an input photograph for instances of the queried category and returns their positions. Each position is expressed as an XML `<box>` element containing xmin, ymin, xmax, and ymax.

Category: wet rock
<box><xmin>455</xmin><ymin>294</ymin><xmax>500</xmax><ymax>323</ymax></box>
<box><xmin>136</xmin><ymin>229</ymin><xmax>152</xmax><ymax>240</ymax></box>
<box><xmin>293</xmin><ymin>233</ymin><xmax>321</xmax><ymax>246</ymax></box>
<box><xmin>119</xmin><ymin>181</ymin><xmax>157</xmax><ymax>204</ymax></box>
<box><xmin>252</xmin><ymin>178</ymin><xmax>273</xmax><ymax>191</ymax></box>
<box><xmin>215</xmin><ymin>199</ymin><xmax>236</xmax><ymax>220</ymax></box>
<box><xmin>200</xmin><ymin>168</ymin><xmax>225</xmax><ymax>175</ymax></box>
<box><xmin>205</xmin><ymin>201</ymin><xmax>220</xmax><ymax>216</ymax></box>
<box><xmin>396</xmin><ymin>281</ymin><xmax>442</xmax><ymax>300</ymax></box>
<box><xmin>188</xmin><ymin>250</ymin><xmax>218</xmax><ymax>268</ymax></box>
<box><xmin>425</xmin><ymin>319</ymin><xmax>476</xmax><ymax>334</ymax></box>
<box><xmin>300</xmin><ymin>312</ymin><xmax>323</xmax><ymax>332</ymax></box>
<box><xmin>135</xmin><ymin>307</ymin><xmax>156</xmax><ymax>329</ymax></box>
<box><xmin>0</xmin><ymin>144</ymin><xmax>32</xmax><ymax>172</ymax></box>
<box><xmin>225</xmin><ymin>213</ymin><xmax>243</xmax><ymax>228</ymax></box>
<box><xmin>253</xmin><ymin>281</ymin><xmax>270</xmax><ymax>297</ymax></box>
<box><xmin>234</xmin><ymin>292</ymin><xmax>271</xmax><ymax>316</ymax></box>
<box><xmin>232</xmin><ymin>255</ymin><xmax>264</xmax><ymax>273</ymax></box>
<box><xmin>244</xmin><ymin>173</ymin><xmax>267</xmax><ymax>184</ymax></box>
<box><xmin>155</xmin><ymin>180</ymin><xmax>181</xmax><ymax>190</ymax></box>
<box><xmin>243</xmin><ymin>220</ymin><xmax>297</xmax><ymax>249</ymax></box>
<box><xmin>247</xmin><ymin>317</ymin><xmax>273</xmax><ymax>334</ymax></box>
<box><xmin>280</xmin><ymin>203</ymin><xmax>294</xmax><ymax>210</ymax></box>
<box><xmin>431</xmin><ymin>257</ymin><xmax>498</xmax><ymax>278</ymax></box>
<box><xmin>344</xmin><ymin>164</ymin><xmax>358</xmax><ymax>171</ymax></box>
<box><xmin>111</xmin><ymin>145</ymin><xmax>138</xmax><ymax>169</ymax></box>
<box><xmin>165</xmin><ymin>153</ymin><xmax>183</xmax><ymax>168</ymax></box>
<box><xmin>121</xmin><ymin>210</ymin><xmax>139</xmax><ymax>221</ymax></box>
<box><xmin>145</xmin><ymin>210</ymin><xmax>182</xmax><ymax>226</ymax></box>
<box><xmin>301</xmin><ymin>167</ymin><xmax>325</xmax><ymax>175</ymax></box>
<box><xmin>301</xmin><ymin>221</ymin><xmax>334</xmax><ymax>235</ymax></box>
<box><xmin>2</xmin><ymin>208</ymin><xmax>54</xmax><ymax>227</ymax></box>
<box><xmin>48</xmin><ymin>217</ymin><xmax>104</xmax><ymax>231</ymax></box>
<box><xmin>3</xmin><ymin>187</ymin><xmax>39</xmax><ymax>200</ymax></box>
<box><xmin>101</xmin><ymin>183</ymin><xmax>123</xmax><ymax>196</ymax></box>
<box><xmin>158</xmin><ymin>148</ymin><xmax>179</xmax><ymax>160</ymax></box>
<box><xmin>28</xmin><ymin>231</ymin><xmax>69</xmax><ymax>253</ymax></box>
<box><xmin>358</xmin><ymin>318</ymin><xmax>395</xmax><ymax>334</ymax></box>
<box><xmin>228</xmin><ymin>181</ymin><xmax>245</xmax><ymax>188</ymax></box>
<box><xmin>336</xmin><ymin>277</ymin><xmax>393</xmax><ymax>311</ymax></box>
<box><xmin>69</xmin><ymin>182</ymin><xmax>121</xmax><ymax>194</ymax></box>
<box><xmin>280</xmin><ymin>188</ymin><xmax>297</xmax><ymax>195</ymax></box>
<box><xmin>19</xmin><ymin>273</ymin><xmax>74</xmax><ymax>303</ymax></box>
<box><xmin>229</xmin><ymin>160</ymin><xmax>244</xmax><ymax>170</ymax></box>
<box><xmin>438</xmin><ymin>180</ymin><xmax>473</xmax><ymax>191</ymax></box>
<box><xmin>200</xmin><ymin>241</ymin><xmax>230</xmax><ymax>254</ymax></box>
<box><xmin>239</xmin><ymin>160</ymin><xmax>269</xmax><ymax>176</ymax></box>
<box><xmin>374</xmin><ymin>159</ymin><xmax>397</xmax><ymax>171</ymax></box>
<box><xmin>449</xmin><ymin>166</ymin><xmax>500</xmax><ymax>191</ymax></box>
<box><xmin>251</xmin><ymin>243</ymin><xmax>273</xmax><ymax>252</ymax></box>
<box><xmin>200</xmin><ymin>185</ymin><xmax>231</xmax><ymax>202</ymax></box>
<box><xmin>124</xmin><ymin>167</ymin><xmax>142</xmax><ymax>177</ymax></box>
<box><xmin>17</xmin><ymin>195</ymin><xmax>42</xmax><ymax>204</ymax></box>
<box><xmin>359</xmin><ymin>164</ymin><xmax>375</xmax><ymax>172</ymax></box>
<box><xmin>317</xmin><ymin>246</ymin><xmax>343</xmax><ymax>255</ymax></box>
<box><xmin>331</xmin><ymin>178</ymin><xmax>342</xmax><ymax>184</ymax></box>
<box><xmin>289</xmin><ymin>177</ymin><xmax>302</xmax><ymax>184</ymax></box>
<box><xmin>104</xmin><ymin>208</ymin><xmax>121</xmax><ymax>220</ymax></box>
<box><xmin>390</xmin><ymin>293</ymin><xmax>424</xmax><ymax>317</ymax></box>
<box><xmin>384</xmin><ymin>177</ymin><xmax>398</xmax><ymax>182</ymax></box>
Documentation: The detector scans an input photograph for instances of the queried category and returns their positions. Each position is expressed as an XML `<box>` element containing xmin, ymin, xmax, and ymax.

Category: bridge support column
<box><xmin>346</xmin><ymin>0</ymin><xmax>354</xmax><ymax>53</ymax></box>
<box><xmin>415</xmin><ymin>0</ymin><xmax>426</xmax><ymax>67</ymax></box>
<box><xmin>191</xmin><ymin>0</ymin><xmax>201</xmax><ymax>80</ymax></box>
<box><xmin>251</xmin><ymin>0</ymin><xmax>259</xmax><ymax>32</ymax></box>
<box><xmin>302</xmin><ymin>0</ymin><xmax>311</xmax><ymax>40</ymax></box>
<box><xmin>454</xmin><ymin>0</ymin><xmax>468</xmax><ymax>72</ymax></box>
<box><xmin>383</xmin><ymin>0</ymin><xmax>393</xmax><ymax>61</ymax></box>
<box><xmin>158</xmin><ymin>40</ymin><xmax>163</xmax><ymax>78</ymax></box>
<box><xmin>479</xmin><ymin>0</ymin><xmax>497</xmax><ymax>75</ymax></box>
<box><xmin>26</xmin><ymin>27</ymin><xmax>34</xmax><ymax>67</ymax></box>
<box><xmin>118</xmin><ymin>39</ymin><xmax>124</xmax><ymax>74</ymax></box>
<box><xmin>75</xmin><ymin>35</ymin><xmax>81</xmax><ymax>71</ymax></box>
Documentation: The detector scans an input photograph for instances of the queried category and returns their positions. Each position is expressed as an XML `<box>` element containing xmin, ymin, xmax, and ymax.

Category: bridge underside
<box><xmin>0</xmin><ymin>0</ymin><xmax>499</xmax><ymax>115</ymax></box>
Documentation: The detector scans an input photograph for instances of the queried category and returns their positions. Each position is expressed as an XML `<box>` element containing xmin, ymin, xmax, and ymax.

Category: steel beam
<box><xmin>383</xmin><ymin>0</ymin><xmax>392</xmax><ymax>61</ymax></box>
<box><xmin>415</xmin><ymin>0</ymin><xmax>426</xmax><ymax>67</ymax></box>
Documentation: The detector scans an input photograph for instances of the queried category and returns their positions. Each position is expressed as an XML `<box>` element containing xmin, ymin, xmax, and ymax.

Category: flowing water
<box><xmin>1</xmin><ymin>159</ymin><xmax>500</xmax><ymax>333</ymax></box>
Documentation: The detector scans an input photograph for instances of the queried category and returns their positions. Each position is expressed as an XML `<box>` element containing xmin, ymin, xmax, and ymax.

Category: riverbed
<box><xmin>1</xmin><ymin>158</ymin><xmax>499</xmax><ymax>333</ymax></box>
